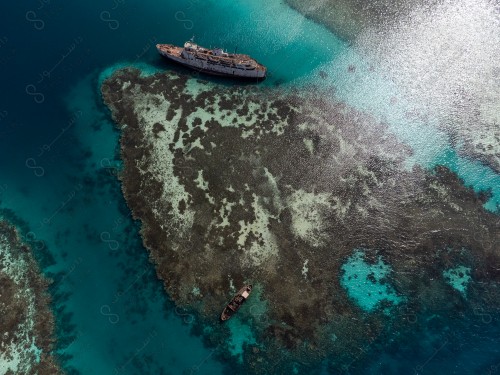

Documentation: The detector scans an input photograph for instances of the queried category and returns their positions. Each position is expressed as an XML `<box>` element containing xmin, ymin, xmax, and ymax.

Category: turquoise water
<box><xmin>433</xmin><ymin>147</ymin><xmax>500</xmax><ymax>212</ymax></box>
<box><xmin>341</xmin><ymin>250</ymin><xmax>403</xmax><ymax>312</ymax></box>
<box><xmin>1</xmin><ymin>0</ymin><xmax>499</xmax><ymax>373</ymax></box>
<box><xmin>443</xmin><ymin>265</ymin><xmax>471</xmax><ymax>295</ymax></box>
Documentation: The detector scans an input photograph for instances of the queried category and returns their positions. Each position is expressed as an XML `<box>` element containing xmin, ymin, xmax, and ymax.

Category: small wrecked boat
<box><xmin>220</xmin><ymin>285</ymin><xmax>252</xmax><ymax>321</ymax></box>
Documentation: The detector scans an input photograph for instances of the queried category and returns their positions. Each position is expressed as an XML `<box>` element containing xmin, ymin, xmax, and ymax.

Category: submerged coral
<box><xmin>102</xmin><ymin>68</ymin><xmax>499</xmax><ymax>373</ymax></box>
<box><xmin>285</xmin><ymin>0</ymin><xmax>439</xmax><ymax>41</ymax></box>
<box><xmin>354</xmin><ymin>0</ymin><xmax>500</xmax><ymax>174</ymax></box>
<box><xmin>0</xmin><ymin>219</ymin><xmax>62</xmax><ymax>374</ymax></box>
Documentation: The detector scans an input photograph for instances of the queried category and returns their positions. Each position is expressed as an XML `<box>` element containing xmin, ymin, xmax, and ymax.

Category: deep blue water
<box><xmin>1</xmin><ymin>0</ymin><xmax>499</xmax><ymax>374</ymax></box>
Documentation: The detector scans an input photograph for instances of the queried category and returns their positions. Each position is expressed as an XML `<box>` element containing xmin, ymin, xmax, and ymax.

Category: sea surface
<box><xmin>0</xmin><ymin>0</ymin><xmax>499</xmax><ymax>374</ymax></box>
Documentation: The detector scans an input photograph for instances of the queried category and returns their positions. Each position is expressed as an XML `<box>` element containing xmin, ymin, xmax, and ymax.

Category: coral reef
<box><xmin>102</xmin><ymin>68</ymin><xmax>499</xmax><ymax>372</ymax></box>
<box><xmin>0</xmin><ymin>219</ymin><xmax>62</xmax><ymax>374</ymax></box>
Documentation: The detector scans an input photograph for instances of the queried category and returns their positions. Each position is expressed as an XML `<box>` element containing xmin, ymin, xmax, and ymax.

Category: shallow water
<box><xmin>0</xmin><ymin>0</ymin><xmax>499</xmax><ymax>373</ymax></box>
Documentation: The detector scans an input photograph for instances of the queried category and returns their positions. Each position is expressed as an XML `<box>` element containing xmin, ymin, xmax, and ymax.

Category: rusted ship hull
<box><xmin>220</xmin><ymin>285</ymin><xmax>252</xmax><ymax>321</ymax></box>
<box><xmin>157</xmin><ymin>43</ymin><xmax>266</xmax><ymax>79</ymax></box>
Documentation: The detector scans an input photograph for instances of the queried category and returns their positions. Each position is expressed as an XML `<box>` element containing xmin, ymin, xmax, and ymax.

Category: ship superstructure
<box><xmin>220</xmin><ymin>285</ymin><xmax>252</xmax><ymax>321</ymax></box>
<box><xmin>157</xmin><ymin>40</ymin><xmax>266</xmax><ymax>79</ymax></box>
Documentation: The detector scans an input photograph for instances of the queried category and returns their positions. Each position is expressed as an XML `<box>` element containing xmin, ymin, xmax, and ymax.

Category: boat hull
<box><xmin>157</xmin><ymin>45</ymin><xmax>266</xmax><ymax>80</ymax></box>
<box><xmin>220</xmin><ymin>285</ymin><xmax>252</xmax><ymax>321</ymax></box>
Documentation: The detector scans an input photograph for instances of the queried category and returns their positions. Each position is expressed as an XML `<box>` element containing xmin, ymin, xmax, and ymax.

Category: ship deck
<box><xmin>157</xmin><ymin>44</ymin><xmax>266</xmax><ymax>71</ymax></box>
<box><xmin>158</xmin><ymin>44</ymin><xmax>183</xmax><ymax>58</ymax></box>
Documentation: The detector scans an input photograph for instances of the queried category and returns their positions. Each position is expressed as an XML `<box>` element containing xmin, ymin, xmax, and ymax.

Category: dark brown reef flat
<box><xmin>101</xmin><ymin>68</ymin><xmax>499</xmax><ymax>373</ymax></box>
